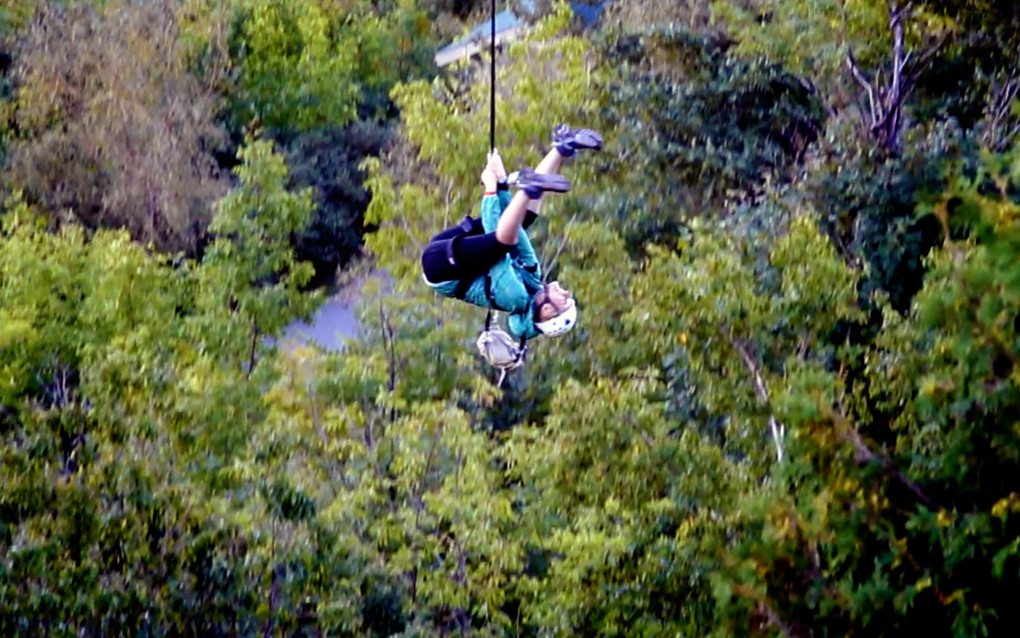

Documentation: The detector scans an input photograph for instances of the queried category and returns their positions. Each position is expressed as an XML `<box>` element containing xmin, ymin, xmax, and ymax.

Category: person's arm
<box><xmin>511</xmin><ymin>229</ymin><xmax>543</xmax><ymax>293</ymax></box>
<box><xmin>480</xmin><ymin>150</ymin><xmax>508</xmax><ymax>233</ymax></box>
<box><xmin>479</xmin><ymin>194</ymin><xmax>504</xmax><ymax>234</ymax></box>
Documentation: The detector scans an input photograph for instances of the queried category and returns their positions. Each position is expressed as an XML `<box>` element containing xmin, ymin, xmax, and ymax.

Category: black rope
<box><xmin>485</xmin><ymin>0</ymin><xmax>496</xmax><ymax>331</ymax></box>
<box><xmin>489</xmin><ymin>0</ymin><xmax>496</xmax><ymax>152</ymax></box>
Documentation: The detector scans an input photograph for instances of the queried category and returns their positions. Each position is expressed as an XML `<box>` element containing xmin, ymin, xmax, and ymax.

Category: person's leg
<box><xmin>524</xmin><ymin>125</ymin><xmax>603</xmax><ymax>215</ymax></box>
<box><xmin>422</xmin><ymin>231</ymin><xmax>513</xmax><ymax>284</ymax></box>
<box><xmin>453</xmin><ymin>232</ymin><xmax>513</xmax><ymax>273</ymax></box>
<box><xmin>535</xmin><ymin>147</ymin><xmax>566</xmax><ymax>175</ymax></box>
<box><xmin>490</xmin><ymin>127</ymin><xmax>602</xmax><ymax>245</ymax></box>
<box><xmin>430</xmin><ymin>215</ymin><xmax>481</xmax><ymax>242</ymax></box>
<box><xmin>496</xmin><ymin>192</ymin><xmax>539</xmax><ymax>245</ymax></box>
<box><xmin>495</xmin><ymin>172</ymin><xmax>570</xmax><ymax>244</ymax></box>
<box><xmin>525</xmin><ymin>148</ymin><xmax>566</xmax><ymax>216</ymax></box>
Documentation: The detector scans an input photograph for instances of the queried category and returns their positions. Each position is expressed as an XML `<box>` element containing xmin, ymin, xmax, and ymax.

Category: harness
<box><xmin>444</xmin><ymin>215</ymin><xmax>507</xmax><ymax>313</ymax></box>
<box><xmin>475</xmin><ymin>309</ymin><xmax>528</xmax><ymax>387</ymax></box>
<box><xmin>451</xmin><ymin>256</ymin><xmax>528</xmax><ymax>386</ymax></box>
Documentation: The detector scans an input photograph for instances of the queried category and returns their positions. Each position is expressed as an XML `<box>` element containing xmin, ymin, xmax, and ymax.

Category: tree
<box><xmin>3</xmin><ymin>0</ymin><xmax>230</xmax><ymax>255</ymax></box>
<box><xmin>285</xmin><ymin>121</ymin><xmax>395</xmax><ymax>280</ymax></box>
<box><xmin>226</xmin><ymin>0</ymin><xmax>360</xmax><ymax>134</ymax></box>
<box><xmin>708</xmin><ymin>146</ymin><xmax>1020</xmax><ymax>637</ymax></box>
<box><xmin>190</xmin><ymin>134</ymin><xmax>318</xmax><ymax>373</ymax></box>
<box><xmin>714</xmin><ymin>0</ymin><xmax>953</xmax><ymax>154</ymax></box>
<box><xmin>591</xmin><ymin>26</ymin><xmax>825</xmax><ymax>251</ymax></box>
<box><xmin>220</xmin><ymin>0</ymin><xmax>436</xmax><ymax>136</ymax></box>
<box><xmin>0</xmin><ymin>136</ymin><xmax>346</xmax><ymax>634</ymax></box>
<box><xmin>601</xmin><ymin>0</ymin><xmax>718</xmax><ymax>31</ymax></box>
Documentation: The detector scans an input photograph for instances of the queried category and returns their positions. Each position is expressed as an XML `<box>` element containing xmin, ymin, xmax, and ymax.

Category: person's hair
<box><xmin>533</xmin><ymin>284</ymin><xmax>567</xmax><ymax>322</ymax></box>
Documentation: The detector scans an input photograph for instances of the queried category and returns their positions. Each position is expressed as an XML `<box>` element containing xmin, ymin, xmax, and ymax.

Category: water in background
<box><xmin>281</xmin><ymin>296</ymin><xmax>359</xmax><ymax>351</ymax></box>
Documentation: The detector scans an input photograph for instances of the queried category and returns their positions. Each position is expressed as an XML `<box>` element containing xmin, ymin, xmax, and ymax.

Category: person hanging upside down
<box><xmin>421</xmin><ymin>124</ymin><xmax>603</xmax><ymax>340</ymax></box>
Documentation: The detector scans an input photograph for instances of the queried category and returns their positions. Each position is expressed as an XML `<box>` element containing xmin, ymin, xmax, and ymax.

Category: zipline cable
<box><xmin>489</xmin><ymin>0</ymin><xmax>496</xmax><ymax>152</ymax></box>
<box><xmin>482</xmin><ymin>0</ymin><xmax>527</xmax><ymax>374</ymax></box>
<box><xmin>484</xmin><ymin>0</ymin><xmax>497</xmax><ymax>329</ymax></box>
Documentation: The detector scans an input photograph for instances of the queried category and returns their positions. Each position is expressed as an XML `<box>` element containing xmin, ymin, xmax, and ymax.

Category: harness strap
<box><xmin>453</xmin><ymin>275</ymin><xmax>473</xmax><ymax>301</ymax></box>
<box><xmin>444</xmin><ymin>216</ymin><xmax>476</xmax><ymax>266</ymax></box>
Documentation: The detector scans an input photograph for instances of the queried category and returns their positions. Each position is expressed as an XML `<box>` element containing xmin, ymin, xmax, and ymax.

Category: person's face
<box><xmin>537</xmin><ymin>281</ymin><xmax>573</xmax><ymax>322</ymax></box>
<box><xmin>547</xmin><ymin>281</ymin><xmax>572</xmax><ymax>307</ymax></box>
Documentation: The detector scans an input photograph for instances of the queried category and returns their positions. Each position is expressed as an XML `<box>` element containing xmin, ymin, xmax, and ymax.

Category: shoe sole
<box><xmin>555</xmin><ymin>127</ymin><xmax>603</xmax><ymax>151</ymax></box>
<box><xmin>521</xmin><ymin>173</ymin><xmax>570</xmax><ymax>193</ymax></box>
<box><xmin>575</xmin><ymin>133</ymin><xmax>603</xmax><ymax>150</ymax></box>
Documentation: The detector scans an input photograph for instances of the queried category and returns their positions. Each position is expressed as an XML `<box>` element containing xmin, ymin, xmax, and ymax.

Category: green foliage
<box><xmin>713</xmin><ymin>0</ymin><xmax>950</xmax><ymax>104</ymax></box>
<box><xmin>713</xmin><ymin>0</ymin><xmax>964</xmax><ymax>155</ymax></box>
<box><xmin>6</xmin><ymin>1</ymin><xmax>1020</xmax><ymax>636</ymax></box>
<box><xmin>285</xmin><ymin>121</ymin><xmax>395</xmax><ymax>278</ymax></box>
<box><xmin>601</xmin><ymin>0</ymin><xmax>717</xmax><ymax>31</ymax></box>
<box><xmin>0</xmin><ymin>134</ymin><xmax>356</xmax><ymax>634</ymax></box>
<box><xmin>507</xmin><ymin>373</ymin><xmax>744</xmax><ymax>635</ymax></box>
<box><xmin>592</xmin><ymin>26</ymin><xmax>826</xmax><ymax>250</ymax></box>
<box><xmin>224</xmin><ymin>0</ymin><xmax>436</xmax><ymax>135</ymax></box>
<box><xmin>805</xmin><ymin>119</ymin><xmax>968</xmax><ymax>311</ymax></box>
<box><xmin>193</xmin><ymin>134</ymin><xmax>317</xmax><ymax>369</ymax></box>
<box><xmin>0</xmin><ymin>0</ymin><xmax>42</xmax><ymax>34</ymax></box>
<box><xmin>701</xmin><ymin>146</ymin><xmax>1020</xmax><ymax>637</ymax></box>
<box><xmin>229</xmin><ymin>0</ymin><xmax>361</xmax><ymax>133</ymax></box>
<box><xmin>178</xmin><ymin>0</ymin><xmax>438</xmax><ymax>274</ymax></box>
<box><xmin>347</xmin><ymin>0</ymin><xmax>438</xmax><ymax>119</ymax></box>
<box><xmin>2</xmin><ymin>0</ymin><xmax>229</xmax><ymax>256</ymax></box>
<box><xmin>714</xmin><ymin>0</ymin><xmax>869</xmax><ymax>82</ymax></box>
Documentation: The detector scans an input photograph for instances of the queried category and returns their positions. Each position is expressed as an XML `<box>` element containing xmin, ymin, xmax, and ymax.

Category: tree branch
<box><xmin>724</xmin><ymin>330</ymin><xmax>785</xmax><ymax>463</ymax></box>
<box><xmin>247</xmin><ymin>316</ymin><xmax>259</xmax><ymax>379</ymax></box>
<box><xmin>826</xmin><ymin>405</ymin><xmax>940</xmax><ymax>510</ymax></box>
<box><xmin>410</xmin><ymin>422</ymin><xmax>443</xmax><ymax>606</ymax></box>
<box><xmin>846</xmin><ymin>49</ymin><xmax>879</xmax><ymax>128</ymax></box>
<box><xmin>757</xmin><ymin>601</ymin><xmax>795</xmax><ymax>638</ymax></box>
<box><xmin>985</xmin><ymin>67</ymin><xmax>1020</xmax><ymax>150</ymax></box>
<box><xmin>380</xmin><ymin>301</ymin><xmax>397</xmax><ymax>423</ymax></box>
<box><xmin>845</xmin><ymin>0</ymin><xmax>939</xmax><ymax>153</ymax></box>
<box><xmin>903</xmin><ymin>32</ymin><xmax>947</xmax><ymax>88</ymax></box>
<box><xmin>887</xmin><ymin>4</ymin><xmax>905</xmax><ymax>119</ymax></box>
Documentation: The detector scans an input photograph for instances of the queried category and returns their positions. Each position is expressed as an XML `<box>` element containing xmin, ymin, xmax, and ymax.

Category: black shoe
<box><xmin>553</xmin><ymin>124</ymin><xmax>603</xmax><ymax>157</ymax></box>
<box><xmin>516</xmin><ymin>170</ymin><xmax>570</xmax><ymax>199</ymax></box>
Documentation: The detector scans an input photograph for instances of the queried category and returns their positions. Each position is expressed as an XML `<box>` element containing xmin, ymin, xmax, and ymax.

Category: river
<box><xmin>281</xmin><ymin>295</ymin><xmax>360</xmax><ymax>351</ymax></box>
<box><xmin>279</xmin><ymin>268</ymin><xmax>389</xmax><ymax>351</ymax></box>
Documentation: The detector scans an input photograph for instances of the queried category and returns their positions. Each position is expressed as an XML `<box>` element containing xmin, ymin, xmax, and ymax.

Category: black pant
<box><xmin>421</xmin><ymin>216</ymin><xmax>513</xmax><ymax>284</ymax></box>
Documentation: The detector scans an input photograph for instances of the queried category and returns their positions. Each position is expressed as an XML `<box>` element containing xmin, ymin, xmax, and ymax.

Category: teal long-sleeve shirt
<box><xmin>427</xmin><ymin>190</ymin><xmax>544</xmax><ymax>340</ymax></box>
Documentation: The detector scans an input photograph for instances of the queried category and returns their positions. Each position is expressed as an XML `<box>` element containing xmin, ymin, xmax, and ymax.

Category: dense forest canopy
<box><xmin>2</xmin><ymin>0</ymin><xmax>1020</xmax><ymax>636</ymax></box>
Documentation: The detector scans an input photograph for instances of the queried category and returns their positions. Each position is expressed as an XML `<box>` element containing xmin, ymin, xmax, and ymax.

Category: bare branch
<box><xmin>997</xmin><ymin>80</ymin><xmax>1020</xmax><ymax>122</ymax></box>
<box><xmin>796</xmin><ymin>335</ymin><xmax>812</xmax><ymax>360</ymax></box>
<box><xmin>845</xmin><ymin>0</ymin><xmax>940</xmax><ymax>153</ymax></box>
<box><xmin>896</xmin><ymin>49</ymin><xmax>913</xmax><ymax>79</ymax></box>
<box><xmin>846</xmin><ymin>50</ymin><xmax>880</xmax><ymax>128</ymax></box>
<box><xmin>409</xmin><ymin>421</ymin><xmax>444</xmax><ymax>605</ymax></box>
<box><xmin>843</xmin><ymin>426</ymin><xmax>939</xmax><ymax>509</ymax></box>
<box><xmin>984</xmin><ymin>68</ymin><xmax>1020</xmax><ymax>150</ymax></box>
<box><xmin>996</xmin><ymin>121</ymin><xmax>1020</xmax><ymax>152</ymax></box>
<box><xmin>825</xmin><ymin>402</ymin><xmax>940</xmax><ymax>510</ymax></box>
<box><xmin>757</xmin><ymin>601</ymin><xmax>795</xmax><ymax>638</ymax></box>
<box><xmin>725</xmin><ymin>330</ymin><xmax>785</xmax><ymax>463</ymax></box>
<box><xmin>888</xmin><ymin>54</ymin><xmax>901</xmax><ymax>116</ymax></box>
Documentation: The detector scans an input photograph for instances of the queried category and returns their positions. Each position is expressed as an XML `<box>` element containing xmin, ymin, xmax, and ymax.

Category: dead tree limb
<box><xmin>844</xmin><ymin>1</ymin><xmax>946</xmax><ymax>154</ymax></box>
<box><xmin>724</xmin><ymin>330</ymin><xmax>786</xmax><ymax>464</ymax></box>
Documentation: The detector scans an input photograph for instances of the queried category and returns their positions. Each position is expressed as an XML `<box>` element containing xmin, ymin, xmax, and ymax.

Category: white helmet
<box><xmin>534</xmin><ymin>299</ymin><xmax>578</xmax><ymax>337</ymax></box>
